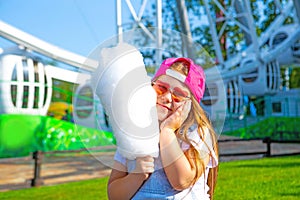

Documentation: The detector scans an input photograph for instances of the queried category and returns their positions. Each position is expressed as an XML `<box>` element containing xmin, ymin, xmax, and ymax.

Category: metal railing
<box><xmin>1</xmin><ymin>135</ymin><xmax>300</xmax><ymax>190</ymax></box>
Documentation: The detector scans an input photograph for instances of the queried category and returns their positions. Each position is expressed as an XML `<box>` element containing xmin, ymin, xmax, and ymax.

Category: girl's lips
<box><xmin>157</xmin><ymin>103</ymin><xmax>172</xmax><ymax>111</ymax></box>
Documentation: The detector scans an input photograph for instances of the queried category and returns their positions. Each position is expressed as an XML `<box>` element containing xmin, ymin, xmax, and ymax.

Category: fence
<box><xmin>219</xmin><ymin>137</ymin><xmax>300</xmax><ymax>157</ymax></box>
<box><xmin>219</xmin><ymin>138</ymin><xmax>268</xmax><ymax>157</ymax></box>
<box><xmin>0</xmin><ymin>145</ymin><xmax>116</xmax><ymax>189</ymax></box>
<box><xmin>1</xmin><ymin>137</ymin><xmax>300</xmax><ymax>190</ymax></box>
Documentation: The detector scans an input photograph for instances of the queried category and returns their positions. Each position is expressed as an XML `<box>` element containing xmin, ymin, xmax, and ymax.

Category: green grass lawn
<box><xmin>0</xmin><ymin>155</ymin><xmax>299</xmax><ymax>200</ymax></box>
<box><xmin>214</xmin><ymin>156</ymin><xmax>300</xmax><ymax>200</ymax></box>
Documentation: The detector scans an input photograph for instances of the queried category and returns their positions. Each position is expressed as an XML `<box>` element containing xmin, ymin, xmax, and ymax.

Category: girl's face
<box><xmin>152</xmin><ymin>75</ymin><xmax>191</xmax><ymax>122</ymax></box>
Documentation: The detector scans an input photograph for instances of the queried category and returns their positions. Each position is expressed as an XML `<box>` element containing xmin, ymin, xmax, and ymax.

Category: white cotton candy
<box><xmin>91</xmin><ymin>43</ymin><xmax>159</xmax><ymax>160</ymax></box>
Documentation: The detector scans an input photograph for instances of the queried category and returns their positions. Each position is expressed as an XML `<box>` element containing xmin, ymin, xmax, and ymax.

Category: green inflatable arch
<box><xmin>0</xmin><ymin>114</ymin><xmax>115</xmax><ymax>158</ymax></box>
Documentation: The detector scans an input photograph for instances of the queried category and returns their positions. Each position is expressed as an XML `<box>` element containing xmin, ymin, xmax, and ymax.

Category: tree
<box><xmin>132</xmin><ymin>0</ymin><xmax>295</xmax><ymax>64</ymax></box>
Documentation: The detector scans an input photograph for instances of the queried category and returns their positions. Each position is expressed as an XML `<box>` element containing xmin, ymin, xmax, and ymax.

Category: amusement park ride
<box><xmin>0</xmin><ymin>0</ymin><xmax>300</xmax><ymax>132</ymax></box>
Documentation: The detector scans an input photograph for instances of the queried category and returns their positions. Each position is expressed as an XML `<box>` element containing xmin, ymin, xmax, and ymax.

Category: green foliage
<box><xmin>260</xmin><ymin>0</ymin><xmax>292</xmax><ymax>32</ymax></box>
<box><xmin>223</xmin><ymin>117</ymin><xmax>300</xmax><ymax>139</ymax></box>
<box><xmin>145</xmin><ymin>65</ymin><xmax>157</xmax><ymax>75</ymax></box>
<box><xmin>290</xmin><ymin>68</ymin><xmax>300</xmax><ymax>88</ymax></box>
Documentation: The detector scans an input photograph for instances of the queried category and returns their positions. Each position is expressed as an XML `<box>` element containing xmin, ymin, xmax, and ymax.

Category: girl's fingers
<box><xmin>134</xmin><ymin>156</ymin><xmax>155</xmax><ymax>173</ymax></box>
<box><xmin>161</xmin><ymin>100</ymin><xmax>191</xmax><ymax>130</ymax></box>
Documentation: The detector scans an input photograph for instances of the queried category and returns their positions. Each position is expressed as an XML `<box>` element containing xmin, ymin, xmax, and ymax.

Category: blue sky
<box><xmin>0</xmin><ymin>0</ymin><xmax>140</xmax><ymax>57</ymax></box>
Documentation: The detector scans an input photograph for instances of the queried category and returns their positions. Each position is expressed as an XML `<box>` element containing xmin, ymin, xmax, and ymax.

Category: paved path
<box><xmin>0</xmin><ymin>152</ymin><xmax>114</xmax><ymax>192</ymax></box>
<box><xmin>1</xmin><ymin>136</ymin><xmax>300</xmax><ymax>192</ymax></box>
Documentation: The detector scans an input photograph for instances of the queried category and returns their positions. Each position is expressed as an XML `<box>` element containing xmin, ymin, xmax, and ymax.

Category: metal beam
<box><xmin>203</xmin><ymin>0</ymin><xmax>225</xmax><ymax>65</ymax></box>
<box><xmin>0</xmin><ymin>20</ymin><xmax>97</xmax><ymax>71</ymax></box>
<box><xmin>116</xmin><ymin>0</ymin><xmax>163</xmax><ymax>65</ymax></box>
<box><xmin>45</xmin><ymin>65</ymin><xmax>91</xmax><ymax>84</ymax></box>
<box><xmin>206</xmin><ymin>25</ymin><xmax>300</xmax><ymax>82</ymax></box>
<box><xmin>243</xmin><ymin>0</ymin><xmax>261</xmax><ymax>62</ymax></box>
<box><xmin>293</xmin><ymin>0</ymin><xmax>300</xmax><ymax>22</ymax></box>
<box><xmin>116</xmin><ymin>0</ymin><xmax>123</xmax><ymax>43</ymax></box>
<box><xmin>156</xmin><ymin>0</ymin><xmax>162</xmax><ymax>65</ymax></box>
<box><xmin>175</xmin><ymin>0</ymin><xmax>196</xmax><ymax>60</ymax></box>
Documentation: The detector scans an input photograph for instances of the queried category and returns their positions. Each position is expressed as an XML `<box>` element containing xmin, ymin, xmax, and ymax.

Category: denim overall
<box><xmin>114</xmin><ymin>127</ymin><xmax>216</xmax><ymax>200</ymax></box>
<box><xmin>132</xmin><ymin>157</ymin><xmax>195</xmax><ymax>200</ymax></box>
<box><xmin>116</xmin><ymin>152</ymin><xmax>207</xmax><ymax>200</ymax></box>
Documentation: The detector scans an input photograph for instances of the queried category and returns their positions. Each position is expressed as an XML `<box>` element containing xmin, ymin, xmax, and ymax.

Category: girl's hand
<box><xmin>131</xmin><ymin>156</ymin><xmax>154</xmax><ymax>180</ymax></box>
<box><xmin>160</xmin><ymin>100</ymin><xmax>191</xmax><ymax>131</ymax></box>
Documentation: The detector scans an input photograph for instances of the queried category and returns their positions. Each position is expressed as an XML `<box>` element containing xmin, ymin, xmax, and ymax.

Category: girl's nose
<box><xmin>164</xmin><ymin>91</ymin><xmax>172</xmax><ymax>102</ymax></box>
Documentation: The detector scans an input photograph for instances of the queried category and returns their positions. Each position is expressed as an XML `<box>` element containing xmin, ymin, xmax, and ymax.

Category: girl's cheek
<box><xmin>156</xmin><ymin>105</ymin><xmax>168</xmax><ymax>121</ymax></box>
<box><xmin>173</xmin><ymin>101</ymin><xmax>183</xmax><ymax>109</ymax></box>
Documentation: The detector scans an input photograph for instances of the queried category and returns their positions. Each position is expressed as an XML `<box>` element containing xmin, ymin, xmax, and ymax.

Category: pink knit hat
<box><xmin>152</xmin><ymin>57</ymin><xmax>206</xmax><ymax>102</ymax></box>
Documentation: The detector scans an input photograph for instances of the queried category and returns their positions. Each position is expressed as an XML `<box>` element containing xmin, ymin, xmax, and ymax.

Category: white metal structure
<box><xmin>73</xmin><ymin>82</ymin><xmax>111</xmax><ymax>131</ymax></box>
<box><xmin>0</xmin><ymin>0</ymin><xmax>300</xmax><ymax>121</ymax></box>
<box><xmin>264</xmin><ymin>89</ymin><xmax>300</xmax><ymax>117</ymax></box>
<box><xmin>0</xmin><ymin>50</ymin><xmax>52</xmax><ymax>115</ymax></box>
<box><xmin>0</xmin><ymin>46</ymin><xmax>92</xmax><ymax>116</ymax></box>
<box><xmin>116</xmin><ymin>0</ymin><xmax>300</xmax><ymax>118</ymax></box>
<box><xmin>269</xmin><ymin>24</ymin><xmax>300</xmax><ymax>65</ymax></box>
<box><xmin>116</xmin><ymin>0</ymin><xmax>162</xmax><ymax>64</ymax></box>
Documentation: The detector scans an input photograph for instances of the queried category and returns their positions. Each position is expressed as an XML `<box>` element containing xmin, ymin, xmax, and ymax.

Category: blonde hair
<box><xmin>170</xmin><ymin>62</ymin><xmax>219</xmax><ymax>198</ymax></box>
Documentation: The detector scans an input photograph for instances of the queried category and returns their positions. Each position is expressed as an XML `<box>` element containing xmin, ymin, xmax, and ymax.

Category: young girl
<box><xmin>107</xmin><ymin>57</ymin><xmax>219</xmax><ymax>200</ymax></box>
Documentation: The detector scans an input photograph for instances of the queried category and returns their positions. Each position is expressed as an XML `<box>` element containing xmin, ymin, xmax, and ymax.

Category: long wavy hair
<box><xmin>170</xmin><ymin>62</ymin><xmax>219</xmax><ymax>199</ymax></box>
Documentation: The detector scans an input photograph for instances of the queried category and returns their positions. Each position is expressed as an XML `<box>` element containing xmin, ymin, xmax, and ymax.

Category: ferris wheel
<box><xmin>205</xmin><ymin>0</ymin><xmax>300</xmax><ymax>116</ymax></box>
<box><xmin>0</xmin><ymin>0</ymin><xmax>299</xmax><ymax>127</ymax></box>
<box><xmin>115</xmin><ymin>0</ymin><xmax>300</xmax><ymax>118</ymax></box>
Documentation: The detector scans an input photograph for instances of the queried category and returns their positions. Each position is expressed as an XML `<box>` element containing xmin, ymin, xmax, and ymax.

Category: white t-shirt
<box><xmin>178</xmin><ymin>127</ymin><xmax>218</xmax><ymax>199</ymax></box>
